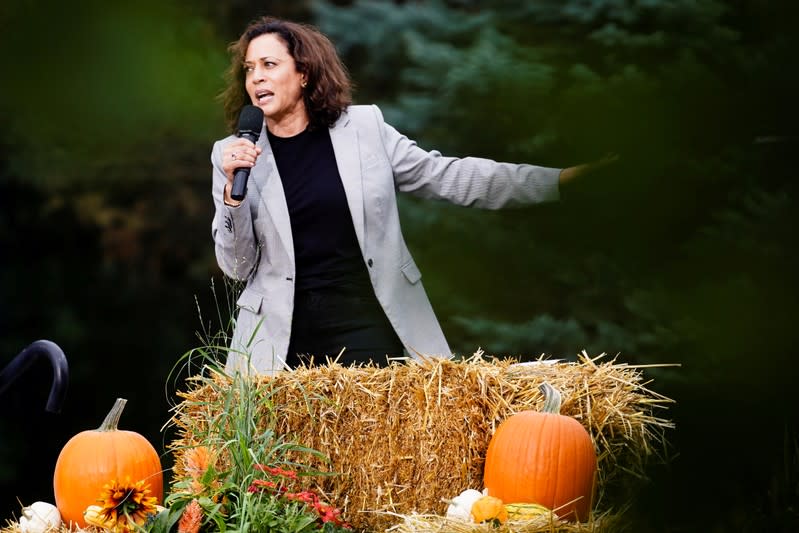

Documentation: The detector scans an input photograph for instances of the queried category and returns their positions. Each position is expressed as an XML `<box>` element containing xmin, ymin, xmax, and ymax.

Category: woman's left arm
<box><xmin>370</xmin><ymin>105</ymin><xmax>613</xmax><ymax>209</ymax></box>
<box><xmin>371</xmin><ymin>109</ymin><xmax>558</xmax><ymax>208</ymax></box>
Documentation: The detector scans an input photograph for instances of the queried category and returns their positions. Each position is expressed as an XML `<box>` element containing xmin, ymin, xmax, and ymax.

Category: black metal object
<box><xmin>0</xmin><ymin>339</ymin><xmax>69</xmax><ymax>413</ymax></box>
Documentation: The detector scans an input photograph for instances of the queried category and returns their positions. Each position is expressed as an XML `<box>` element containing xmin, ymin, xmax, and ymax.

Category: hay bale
<box><xmin>168</xmin><ymin>352</ymin><xmax>673</xmax><ymax>532</ymax></box>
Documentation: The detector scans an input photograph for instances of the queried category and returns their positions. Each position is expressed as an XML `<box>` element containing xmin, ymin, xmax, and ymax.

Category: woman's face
<box><xmin>244</xmin><ymin>33</ymin><xmax>307</xmax><ymax>128</ymax></box>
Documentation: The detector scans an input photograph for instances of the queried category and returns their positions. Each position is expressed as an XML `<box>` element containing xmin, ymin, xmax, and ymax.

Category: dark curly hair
<box><xmin>219</xmin><ymin>17</ymin><xmax>353</xmax><ymax>134</ymax></box>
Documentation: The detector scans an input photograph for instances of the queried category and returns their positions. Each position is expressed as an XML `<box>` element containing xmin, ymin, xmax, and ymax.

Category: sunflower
<box><xmin>86</xmin><ymin>478</ymin><xmax>159</xmax><ymax>532</ymax></box>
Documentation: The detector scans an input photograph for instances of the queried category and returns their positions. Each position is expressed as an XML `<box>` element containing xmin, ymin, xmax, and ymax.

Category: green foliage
<box><xmin>233</xmin><ymin>496</ymin><xmax>317</xmax><ymax>533</ymax></box>
<box><xmin>0</xmin><ymin>0</ymin><xmax>227</xmax><ymax>190</ymax></box>
<box><xmin>452</xmin><ymin>313</ymin><xmax>638</xmax><ymax>358</ymax></box>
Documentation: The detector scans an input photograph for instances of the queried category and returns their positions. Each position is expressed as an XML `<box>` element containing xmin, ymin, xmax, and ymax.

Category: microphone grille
<box><xmin>238</xmin><ymin>105</ymin><xmax>264</xmax><ymax>134</ymax></box>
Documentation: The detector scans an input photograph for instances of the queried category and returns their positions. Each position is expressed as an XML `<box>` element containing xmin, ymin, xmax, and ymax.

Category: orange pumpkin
<box><xmin>483</xmin><ymin>382</ymin><xmax>596</xmax><ymax>522</ymax></box>
<box><xmin>53</xmin><ymin>398</ymin><xmax>163</xmax><ymax>527</ymax></box>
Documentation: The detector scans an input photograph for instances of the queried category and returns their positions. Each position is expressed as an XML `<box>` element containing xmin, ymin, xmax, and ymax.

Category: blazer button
<box><xmin>367</xmin><ymin>258</ymin><xmax>374</xmax><ymax>267</ymax></box>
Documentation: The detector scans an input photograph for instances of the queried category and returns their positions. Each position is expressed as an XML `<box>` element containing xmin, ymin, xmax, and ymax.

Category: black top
<box><xmin>268</xmin><ymin>125</ymin><xmax>404</xmax><ymax>364</ymax></box>
<box><xmin>267</xmin><ymin>126</ymin><xmax>370</xmax><ymax>293</ymax></box>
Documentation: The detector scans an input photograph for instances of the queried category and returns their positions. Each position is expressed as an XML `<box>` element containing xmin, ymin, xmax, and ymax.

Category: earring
<box><xmin>301</xmin><ymin>79</ymin><xmax>308</xmax><ymax>88</ymax></box>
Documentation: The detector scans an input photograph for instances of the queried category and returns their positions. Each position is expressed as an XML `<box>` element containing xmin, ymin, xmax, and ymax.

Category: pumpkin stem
<box><xmin>98</xmin><ymin>398</ymin><xmax>127</xmax><ymax>431</ymax></box>
<box><xmin>539</xmin><ymin>382</ymin><xmax>562</xmax><ymax>414</ymax></box>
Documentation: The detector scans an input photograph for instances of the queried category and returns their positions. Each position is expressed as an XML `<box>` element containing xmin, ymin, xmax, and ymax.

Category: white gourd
<box><xmin>19</xmin><ymin>501</ymin><xmax>62</xmax><ymax>533</ymax></box>
<box><xmin>445</xmin><ymin>489</ymin><xmax>483</xmax><ymax>522</ymax></box>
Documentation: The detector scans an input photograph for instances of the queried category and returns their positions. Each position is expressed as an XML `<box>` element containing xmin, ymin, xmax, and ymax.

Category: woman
<box><xmin>212</xmin><ymin>17</ymin><xmax>606</xmax><ymax>375</ymax></box>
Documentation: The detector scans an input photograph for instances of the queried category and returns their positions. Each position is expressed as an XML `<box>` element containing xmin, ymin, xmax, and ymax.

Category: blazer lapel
<box><xmin>329</xmin><ymin>114</ymin><xmax>366</xmax><ymax>251</ymax></box>
<box><xmin>251</xmin><ymin>129</ymin><xmax>295</xmax><ymax>262</ymax></box>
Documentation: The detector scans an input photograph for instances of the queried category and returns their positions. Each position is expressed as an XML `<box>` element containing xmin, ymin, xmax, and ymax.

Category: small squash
<box><xmin>82</xmin><ymin>505</ymin><xmax>118</xmax><ymax>531</ymax></box>
<box><xmin>483</xmin><ymin>382</ymin><xmax>597</xmax><ymax>521</ymax></box>
<box><xmin>505</xmin><ymin>502</ymin><xmax>553</xmax><ymax>522</ymax></box>
<box><xmin>53</xmin><ymin>398</ymin><xmax>163</xmax><ymax>528</ymax></box>
<box><xmin>470</xmin><ymin>495</ymin><xmax>508</xmax><ymax>524</ymax></box>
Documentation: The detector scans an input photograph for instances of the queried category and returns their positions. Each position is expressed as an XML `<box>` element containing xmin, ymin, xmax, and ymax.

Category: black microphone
<box><xmin>230</xmin><ymin>105</ymin><xmax>265</xmax><ymax>201</ymax></box>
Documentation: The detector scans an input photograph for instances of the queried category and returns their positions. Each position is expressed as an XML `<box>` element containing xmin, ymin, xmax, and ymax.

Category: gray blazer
<box><xmin>211</xmin><ymin>105</ymin><xmax>561</xmax><ymax>375</ymax></box>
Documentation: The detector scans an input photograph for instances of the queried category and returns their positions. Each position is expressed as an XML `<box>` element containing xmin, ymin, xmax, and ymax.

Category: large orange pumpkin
<box><xmin>483</xmin><ymin>382</ymin><xmax>596</xmax><ymax>521</ymax></box>
<box><xmin>53</xmin><ymin>398</ymin><xmax>163</xmax><ymax>527</ymax></box>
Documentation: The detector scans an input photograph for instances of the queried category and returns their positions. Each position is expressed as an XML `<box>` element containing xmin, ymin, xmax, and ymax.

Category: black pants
<box><xmin>285</xmin><ymin>286</ymin><xmax>404</xmax><ymax>368</ymax></box>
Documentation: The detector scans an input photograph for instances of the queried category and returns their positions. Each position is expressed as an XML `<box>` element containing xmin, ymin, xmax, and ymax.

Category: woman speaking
<box><xmin>211</xmin><ymin>16</ymin><xmax>610</xmax><ymax>375</ymax></box>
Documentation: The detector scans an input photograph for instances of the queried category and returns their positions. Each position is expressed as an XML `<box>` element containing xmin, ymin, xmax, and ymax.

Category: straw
<box><xmin>167</xmin><ymin>351</ymin><xmax>674</xmax><ymax>532</ymax></box>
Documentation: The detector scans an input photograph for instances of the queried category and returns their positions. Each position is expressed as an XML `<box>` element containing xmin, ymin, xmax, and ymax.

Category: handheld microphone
<box><xmin>230</xmin><ymin>105</ymin><xmax>265</xmax><ymax>201</ymax></box>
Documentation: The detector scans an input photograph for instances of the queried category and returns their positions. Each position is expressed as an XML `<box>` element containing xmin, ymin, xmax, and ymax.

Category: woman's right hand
<box><xmin>222</xmin><ymin>139</ymin><xmax>263</xmax><ymax>206</ymax></box>
<box><xmin>558</xmin><ymin>152</ymin><xmax>619</xmax><ymax>186</ymax></box>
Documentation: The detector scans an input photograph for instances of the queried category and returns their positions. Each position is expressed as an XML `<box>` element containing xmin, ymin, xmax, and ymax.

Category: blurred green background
<box><xmin>1</xmin><ymin>0</ymin><xmax>797</xmax><ymax>531</ymax></box>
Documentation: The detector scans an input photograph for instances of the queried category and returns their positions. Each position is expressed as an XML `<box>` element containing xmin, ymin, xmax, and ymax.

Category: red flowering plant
<box><xmin>247</xmin><ymin>464</ymin><xmax>351</xmax><ymax>531</ymax></box>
